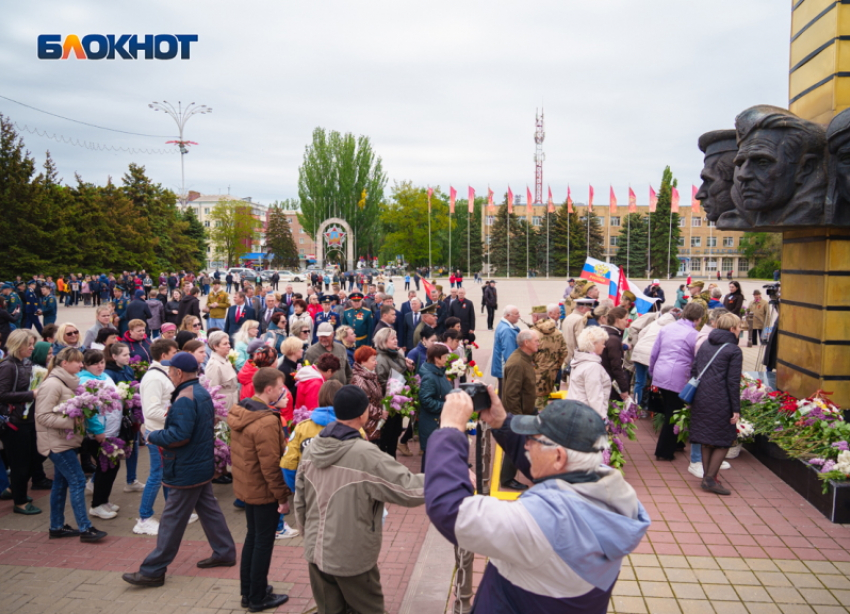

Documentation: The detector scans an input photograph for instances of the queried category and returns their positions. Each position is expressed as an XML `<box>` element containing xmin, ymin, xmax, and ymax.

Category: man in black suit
<box><xmin>224</xmin><ymin>291</ymin><xmax>256</xmax><ymax>338</ymax></box>
<box><xmin>403</xmin><ymin>298</ymin><xmax>422</xmax><ymax>350</ymax></box>
<box><xmin>399</xmin><ymin>290</ymin><xmax>418</xmax><ymax>318</ymax></box>
<box><xmin>448</xmin><ymin>287</ymin><xmax>475</xmax><ymax>340</ymax></box>
<box><xmin>258</xmin><ymin>292</ymin><xmax>285</xmax><ymax>334</ymax></box>
<box><xmin>281</xmin><ymin>284</ymin><xmax>295</xmax><ymax>310</ymax></box>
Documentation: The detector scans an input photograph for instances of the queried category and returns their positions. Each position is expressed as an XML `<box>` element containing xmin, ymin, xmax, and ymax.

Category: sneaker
<box><xmin>106</xmin><ymin>502</ymin><xmax>120</xmax><ymax>512</ymax></box>
<box><xmin>720</xmin><ymin>461</ymin><xmax>731</xmax><ymax>470</ymax></box>
<box><xmin>700</xmin><ymin>476</ymin><xmax>731</xmax><ymax>496</ymax></box>
<box><xmin>89</xmin><ymin>504</ymin><xmax>117</xmax><ymax>519</ymax></box>
<box><xmin>123</xmin><ymin>480</ymin><xmax>145</xmax><ymax>493</ymax></box>
<box><xmin>233</xmin><ymin>499</ymin><xmax>246</xmax><ymax>510</ymax></box>
<box><xmin>687</xmin><ymin>462</ymin><xmax>704</xmax><ymax>478</ymax></box>
<box><xmin>85</xmin><ymin>480</ymin><xmax>94</xmax><ymax>496</ymax></box>
<box><xmin>397</xmin><ymin>443</ymin><xmax>413</xmax><ymax>457</ymax></box>
<box><xmin>80</xmin><ymin>526</ymin><xmax>108</xmax><ymax>543</ymax></box>
<box><xmin>49</xmin><ymin>524</ymin><xmax>81</xmax><ymax>539</ymax></box>
<box><xmin>275</xmin><ymin>525</ymin><xmax>300</xmax><ymax>540</ymax></box>
<box><xmin>188</xmin><ymin>513</ymin><xmax>198</xmax><ymax>524</ymax></box>
<box><xmin>133</xmin><ymin>517</ymin><xmax>160</xmax><ymax>535</ymax></box>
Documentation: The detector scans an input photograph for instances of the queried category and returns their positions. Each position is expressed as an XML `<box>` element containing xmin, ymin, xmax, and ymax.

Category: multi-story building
<box><xmin>482</xmin><ymin>195</ymin><xmax>750</xmax><ymax>278</ymax></box>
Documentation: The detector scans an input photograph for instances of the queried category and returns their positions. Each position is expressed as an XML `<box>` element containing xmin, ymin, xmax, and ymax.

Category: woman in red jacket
<box><xmin>238</xmin><ymin>343</ymin><xmax>279</xmax><ymax>400</ymax></box>
<box><xmin>293</xmin><ymin>353</ymin><xmax>340</xmax><ymax>410</ymax></box>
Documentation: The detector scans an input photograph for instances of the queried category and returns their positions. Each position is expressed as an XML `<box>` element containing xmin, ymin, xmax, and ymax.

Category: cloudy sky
<box><xmin>1</xmin><ymin>1</ymin><xmax>790</xmax><ymax>207</ymax></box>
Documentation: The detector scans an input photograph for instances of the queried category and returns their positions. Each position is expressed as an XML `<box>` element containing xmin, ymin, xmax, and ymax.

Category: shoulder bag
<box><xmin>679</xmin><ymin>343</ymin><xmax>730</xmax><ymax>403</ymax></box>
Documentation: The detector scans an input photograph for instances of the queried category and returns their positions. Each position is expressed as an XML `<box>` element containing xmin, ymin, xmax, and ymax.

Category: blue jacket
<box><xmin>148</xmin><ymin>378</ymin><xmax>216</xmax><ymax>488</ymax></box>
<box><xmin>40</xmin><ymin>295</ymin><xmax>57</xmax><ymax>324</ymax></box>
<box><xmin>425</xmin><ymin>416</ymin><xmax>650</xmax><ymax>614</ymax></box>
<box><xmin>105</xmin><ymin>363</ymin><xmax>135</xmax><ymax>384</ymax></box>
<box><xmin>407</xmin><ymin>342</ymin><xmax>428</xmax><ymax>372</ymax></box>
<box><xmin>417</xmin><ymin>362</ymin><xmax>452</xmax><ymax>451</ymax></box>
<box><xmin>490</xmin><ymin>319</ymin><xmax>520</xmax><ymax>379</ymax></box>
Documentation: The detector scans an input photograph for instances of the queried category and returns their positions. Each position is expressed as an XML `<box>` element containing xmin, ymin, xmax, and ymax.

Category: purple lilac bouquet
<box><xmin>128</xmin><ymin>355</ymin><xmax>150</xmax><ymax>380</ymax></box>
<box><xmin>98</xmin><ymin>436</ymin><xmax>132</xmax><ymax>471</ymax></box>
<box><xmin>382</xmin><ymin>377</ymin><xmax>416</xmax><ymax>418</ymax></box>
<box><xmin>117</xmin><ymin>381</ymin><xmax>143</xmax><ymax>426</ymax></box>
<box><xmin>56</xmin><ymin>379</ymin><xmax>124</xmax><ymax>439</ymax></box>
<box><xmin>214</xmin><ymin>439</ymin><xmax>231</xmax><ymax>475</ymax></box>
<box><xmin>292</xmin><ymin>406</ymin><xmax>312</xmax><ymax>427</ymax></box>
<box><xmin>200</xmin><ymin>375</ymin><xmax>232</xmax><ymax>470</ymax></box>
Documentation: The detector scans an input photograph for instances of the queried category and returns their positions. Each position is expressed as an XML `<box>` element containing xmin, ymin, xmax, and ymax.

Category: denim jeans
<box><xmin>208</xmin><ymin>318</ymin><xmax>225</xmax><ymax>331</ymax></box>
<box><xmin>634</xmin><ymin>363</ymin><xmax>649</xmax><ymax>407</ymax></box>
<box><xmin>125</xmin><ymin>432</ymin><xmax>140</xmax><ymax>484</ymax></box>
<box><xmin>690</xmin><ymin>442</ymin><xmax>702</xmax><ymax>463</ymax></box>
<box><xmin>49</xmin><ymin>450</ymin><xmax>92</xmax><ymax>531</ymax></box>
<box><xmin>139</xmin><ymin>445</ymin><xmax>168</xmax><ymax>520</ymax></box>
<box><xmin>0</xmin><ymin>453</ymin><xmax>9</xmax><ymax>492</ymax></box>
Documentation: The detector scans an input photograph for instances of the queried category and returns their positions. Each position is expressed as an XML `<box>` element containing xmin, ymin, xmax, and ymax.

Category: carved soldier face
<box><xmin>831</xmin><ymin>142</ymin><xmax>850</xmax><ymax>205</ymax></box>
<box><xmin>696</xmin><ymin>152</ymin><xmax>736</xmax><ymax>222</ymax></box>
<box><xmin>733</xmin><ymin>130</ymin><xmax>799</xmax><ymax>212</ymax></box>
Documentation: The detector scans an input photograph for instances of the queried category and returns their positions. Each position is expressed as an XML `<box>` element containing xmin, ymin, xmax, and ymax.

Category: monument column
<box><xmin>779</xmin><ymin>0</ymin><xmax>850</xmax><ymax>407</ymax></box>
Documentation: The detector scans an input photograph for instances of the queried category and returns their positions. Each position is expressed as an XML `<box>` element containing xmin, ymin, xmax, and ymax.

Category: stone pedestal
<box><xmin>777</xmin><ymin>228</ymin><xmax>850</xmax><ymax>407</ymax></box>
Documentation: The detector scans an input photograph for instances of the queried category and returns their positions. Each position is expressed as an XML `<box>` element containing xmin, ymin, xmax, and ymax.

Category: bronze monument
<box><xmin>826</xmin><ymin>107</ymin><xmax>850</xmax><ymax>227</ymax></box>
<box><xmin>695</xmin><ymin>129</ymin><xmax>737</xmax><ymax>224</ymax></box>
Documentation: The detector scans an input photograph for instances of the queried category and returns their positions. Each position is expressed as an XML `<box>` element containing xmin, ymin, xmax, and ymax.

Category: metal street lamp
<box><xmin>148</xmin><ymin>101</ymin><xmax>212</xmax><ymax>204</ymax></box>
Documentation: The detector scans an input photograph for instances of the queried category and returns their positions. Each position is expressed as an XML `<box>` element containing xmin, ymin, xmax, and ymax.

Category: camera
<box><xmin>763</xmin><ymin>282</ymin><xmax>780</xmax><ymax>301</ymax></box>
<box><xmin>458</xmin><ymin>382</ymin><xmax>492</xmax><ymax>411</ymax></box>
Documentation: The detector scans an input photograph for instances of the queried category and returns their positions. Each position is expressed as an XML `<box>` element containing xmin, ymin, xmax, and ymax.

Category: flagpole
<box><xmin>428</xmin><ymin>194</ymin><xmax>432</xmax><ymax>274</ymax></box>
<box><xmin>507</xmin><ymin>208</ymin><xmax>510</xmax><ymax>278</ymax></box>
<box><xmin>449</xmin><ymin>210</ymin><xmax>452</xmax><ymax>275</ymax></box>
<box><xmin>586</xmin><ymin>207</ymin><xmax>590</xmax><ymax>262</ymax></box>
<box><xmin>647</xmin><ymin>204</ymin><xmax>652</xmax><ymax>280</ymax></box>
<box><xmin>567</xmin><ymin>210</ymin><xmax>571</xmax><ymax>278</ymax></box>
<box><xmin>526</xmin><ymin>212</ymin><xmax>529</xmax><ymax>279</ymax></box>
<box><xmin>667</xmin><ymin>204</ymin><xmax>674</xmax><ymax>280</ymax></box>
<box><xmin>467</xmin><ymin>205</ymin><xmax>471</xmax><ymax>281</ymax></box>
<box><xmin>627</xmin><ymin>213</ymin><xmax>631</xmax><ymax>278</ymax></box>
<box><xmin>546</xmin><ymin>211</ymin><xmax>550</xmax><ymax>278</ymax></box>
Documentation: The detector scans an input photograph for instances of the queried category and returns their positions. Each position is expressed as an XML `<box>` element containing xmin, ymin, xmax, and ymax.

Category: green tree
<box><xmin>209</xmin><ymin>198</ymin><xmax>260</xmax><ymax>267</ymax></box>
<box><xmin>532</xmin><ymin>211</ymin><xmax>558</xmax><ymax>277</ymax></box>
<box><xmin>297</xmin><ymin>127</ymin><xmax>387</xmax><ymax>259</ymax></box>
<box><xmin>272</xmin><ymin>198</ymin><xmax>300</xmax><ymax>211</ymax></box>
<box><xmin>648</xmin><ymin>166</ymin><xmax>681</xmax><ymax>278</ymax></box>
<box><xmin>380</xmin><ymin>182</ymin><xmax>450</xmax><ymax>267</ymax></box>
<box><xmin>452</xmin><ymin>196</ymin><xmax>484</xmax><ymax>276</ymax></box>
<box><xmin>580</xmin><ymin>208</ymin><xmax>605</xmax><ymax>262</ymax></box>
<box><xmin>552</xmin><ymin>202</ymin><xmax>582</xmax><ymax>277</ymax></box>
<box><xmin>739</xmin><ymin>232</ymin><xmax>782</xmax><ymax>278</ymax></box>
<box><xmin>265</xmin><ymin>205</ymin><xmax>300</xmax><ymax>268</ymax></box>
<box><xmin>487</xmin><ymin>197</ymin><xmax>529</xmax><ymax>276</ymax></box>
<box><xmin>182</xmin><ymin>207</ymin><xmax>208</xmax><ymax>269</ymax></box>
<box><xmin>612</xmin><ymin>212</ymin><xmax>649</xmax><ymax>278</ymax></box>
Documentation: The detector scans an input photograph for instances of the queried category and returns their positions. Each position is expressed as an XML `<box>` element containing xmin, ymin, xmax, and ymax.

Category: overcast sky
<box><xmin>1</xmin><ymin>1</ymin><xmax>791</xmax><ymax>207</ymax></box>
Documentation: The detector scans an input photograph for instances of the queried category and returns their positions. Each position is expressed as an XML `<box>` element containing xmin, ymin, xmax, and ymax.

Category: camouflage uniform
<box><xmin>531</xmin><ymin>316</ymin><xmax>568</xmax><ymax>411</ymax></box>
<box><xmin>688</xmin><ymin>282</ymin><xmax>711</xmax><ymax>330</ymax></box>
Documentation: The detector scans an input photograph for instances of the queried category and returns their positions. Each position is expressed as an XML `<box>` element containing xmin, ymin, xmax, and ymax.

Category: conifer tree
<box><xmin>648</xmin><ymin>166</ymin><xmax>681</xmax><ymax>278</ymax></box>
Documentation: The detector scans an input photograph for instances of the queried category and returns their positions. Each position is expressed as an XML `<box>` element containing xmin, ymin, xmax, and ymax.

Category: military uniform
<box><xmin>687</xmin><ymin>282</ymin><xmax>711</xmax><ymax>330</ymax></box>
<box><xmin>23</xmin><ymin>284</ymin><xmax>42</xmax><ymax>333</ymax></box>
<box><xmin>530</xmin><ymin>308</ymin><xmax>568</xmax><ymax>411</ymax></box>
<box><xmin>313</xmin><ymin>297</ymin><xmax>340</xmax><ymax>344</ymax></box>
<box><xmin>341</xmin><ymin>292</ymin><xmax>374</xmax><ymax>348</ymax></box>
<box><xmin>40</xmin><ymin>292</ymin><xmax>57</xmax><ymax>325</ymax></box>
<box><xmin>113</xmin><ymin>293</ymin><xmax>130</xmax><ymax>334</ymax></box>
<box><xmin>4</xmin><ymin>286</ymin><xmax>22</xmax><ymax>329</ymax></box>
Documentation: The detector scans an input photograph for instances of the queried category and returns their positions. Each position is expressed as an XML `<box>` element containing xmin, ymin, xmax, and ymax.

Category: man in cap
<box><xmin>530</xmin><ymin>306</ymin><xmax>567</xmax><ymax>412</ymax></box>
<box><xmin>425</xmin><ymin>391</ymin><xmax>650</xmax><ymax>614</ymax></box>
<box><xmin>305</xmin><ymin>322</ymin><xmax>351</xmax><ymax>385</ymax></box>
<box><xmin>296</xmin><ymin>386</ymin><xmax>425</xmax><ymax>613</ymax></box>
<box><xmin>39</xmin><ymin>283</ymin><xmax>57</xmax><ymax>326</ymax></box>
<box><xmin>561</xmin><ymin>298</ymin><xmax>595</xmax><ymax>369</ymax></box>
<box><xmin>313</xmin><ymin>295</ymin><xmax>339</xmax><ymax>344</ymax></box>
<box><xmin>482</xmin><ymin>280</ymin><xmax>498</xmax><ymax>330</ymax></box>
<box><xmin>123</xmin><ymin>352</ymin><xmax>237</xmax><ymax>588</ymax></box>
<box><xmin>688</xmin><ymin>281</ymin><xmax>711</xmax><ymax>329</ymax></box>
<box><xmin>413</xmin><ymin>302</ymin><xmax>439</xmax><ymax>348</ymax></box>
<box><xmin>23</xmin><ymin>280</ymin><xmax>42</xmax><ymax>333</ymax></box>
<box><xmin>1</xmin><ymin>283</ymin><xmax>22</xmax><ymax>329</ymax></box>
<box><xmin>695</xmin><ymin>129</ymin><xmax>738</xmax><ymax>225</ymax></box>
<box><xmin>642</xmin><ymin>279</ymin><xmax>665</xmax><ymax>313</ymax></box>
<box><xmin>341</xmin><ymin>292</ymin><xmax>373</xmax><ymax>348</ymax></box>
<box><xmin>112</xmin><ymin>286</ymin><xmax>130</xmax><ymax>334</ymax></box>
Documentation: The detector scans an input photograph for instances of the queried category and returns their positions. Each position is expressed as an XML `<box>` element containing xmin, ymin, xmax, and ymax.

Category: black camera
<box><xmin>458</xmin><ymin>382</ymin><xmax>492</xmax><ymax>411</ymax></box>
<box><xmin>763</xmin><ymin>282</ymin><xmax>780</xmax><ymax>300</ymax></box>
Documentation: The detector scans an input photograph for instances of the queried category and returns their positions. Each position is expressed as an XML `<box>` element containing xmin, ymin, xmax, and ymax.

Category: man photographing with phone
<box><xmin>424</xmin><ymin>388</ymin><xmax>650</xmax><ymax>613</ymax></box>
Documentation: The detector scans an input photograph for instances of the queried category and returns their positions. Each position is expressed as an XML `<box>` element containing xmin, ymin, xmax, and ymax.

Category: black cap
<box><xmin>510</xmin><ymin>400</ymin><xmax>607</xmax><ymax>453</ymax></box>
<box><xmin>320</xmin><ymin>295</ymin><xmax>334</xmax><ymax>304</ymax></box>
<box><xmin>333</xmin><ymin>385</ymin><xmax>369</xmax><ymax>420</ymax></box>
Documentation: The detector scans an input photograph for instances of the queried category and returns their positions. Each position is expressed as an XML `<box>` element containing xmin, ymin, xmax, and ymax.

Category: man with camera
<box><xmin>424</xmin><ymin>388</ymin><xmax>650</xmax><ymax>614</ymax></box>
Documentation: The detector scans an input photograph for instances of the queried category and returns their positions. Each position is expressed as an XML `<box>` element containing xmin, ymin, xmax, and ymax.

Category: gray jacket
<box><xmin>304</xmin><ymin>340</ymin><xmax>351</xmax><ymax>385</ymax></box>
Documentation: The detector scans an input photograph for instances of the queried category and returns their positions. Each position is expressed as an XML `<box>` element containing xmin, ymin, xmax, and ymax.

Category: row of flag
<box><xmin>430</xmin><ymin>184</ymin><xmax>702</xmax><ymax>216</ymax></box>
<box><xmin>579</xmin><ymin>257</ymin><xmax>661</xmax><ymax>315</ymax></box>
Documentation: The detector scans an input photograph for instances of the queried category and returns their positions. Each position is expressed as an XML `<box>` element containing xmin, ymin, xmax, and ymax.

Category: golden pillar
<box><xmin>779</xmin><ymin>1</ymin><xmax>850</xmax><ymax>407</ymax></box>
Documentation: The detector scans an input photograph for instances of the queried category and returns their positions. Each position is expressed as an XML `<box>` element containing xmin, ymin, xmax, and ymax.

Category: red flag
<box><xmin>547</xmin><ymin>185</ymin><xmax>554</xmax><ymax>213</ymax></box>
<box><xmin>671</xmin><ymin>187</ymin><xmax>680</xmax><ymax>213</ymax></box>
<box><xmin>468</xmin><ymin>186</ymin><xmax>475</xmax><ymax>213</ymax></box>
<box><xmin>427</xmin><ymin>187</ymin><xmax>433</xmax><ymax>211</ymax></box>
<box><xmin>527</xmin><ymin>186</ymin><xmax>533</xmax><ymax>215</ymax></box>
<box><xmin>691</xmin><ymin>185</ymin><xmax>700</xmax><ymax>213</ymax></box>
<box><xmin>609</xmin><ymin>186</ymin><xmax>617</xmax><ymax>214</ymax></box>
<box><xmin>567</xmin><ymin>185</ymin><xmax>573</xmax><ymax>213</ymax></box>
<box><xmin>487</xmin><ymin>186</ymin><xmax>495</xmax><ymax>214</ymax></box>
<box><xmin>588</xmin><ymin>185</ymin><xmax>594</xmax><ymax>212</ymax></box>
<box><xmin>421</xmin><ymin>277</ymin><xmax>436</xmax><ymax>300</ymax></box>
<box><xmin>450</xmin><ymin>186</ymin><xmax>456</xmax><ymax>214</ymax></box>
<box><xmin>649</xmin><ymin>186</ymin><xmax>657</xmax><ymax>213</ymax></box>
<box><xmin>628</xmin><ymin>187</ymin><xmax>637</xmax><ymax>213</ymax></box>
<box><xmin>507</xmin><ymin>186</ymin><xmax>514</xmax><ymax>214</ymax></box>
<box><xmin>615</xmin><ymin>266</ymin><xmax>630</xmax><ymax>306</ymax></box>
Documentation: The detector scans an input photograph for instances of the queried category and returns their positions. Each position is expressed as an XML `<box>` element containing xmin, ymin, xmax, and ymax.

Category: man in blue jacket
<box><xmin>123</xmin><ymin>352</ymin><xmax>236</xmax><ymax>588</ymax></box>
<box><xmin>425</xmin><ymin>391</ymin><xmax>650</xmax><ymax>614</ymax></box>
<box><xmin>490</xmin><ymin>305</ymin><xmax>521</xmax><ymax>393</ymax></box>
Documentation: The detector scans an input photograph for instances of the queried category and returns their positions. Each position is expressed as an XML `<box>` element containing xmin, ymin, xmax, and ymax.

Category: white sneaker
<box><xmin>85</xmin><ymin>480</ymin><xmax>93</xmax><ymax>496</ymax></box>
<box><xmin>133</xmin><ymin>517</ymin><xmax>159</xmax><ymax>535</ymax></box>
<box><xmin>687</xmin><ymin>462</ymin><xmax>704</xmax><ymax>478</ymax></box>
<box><xmin>89</xmin><ymin>504</ymin><xmax>117</xmax><ymax>520</ymax></box>
<box><xmin>720</xmin><ymin>461</ymin><xmax>731</xmax><ymax>470</ymax></box>
<box><xmin>124</xmin><ymin>480</ymin><xmax>145</xmax><ymax>493</ymax></box>
<box><xmin>188</xmin><ymin>513</ymin><xmax>199</xmax><ymax>524</ymax></box>
<box><xmin>105</xmin><ymin>502</ymin><xmax>120</xmax><ymax>512</ymax></box>
<box><xmin>275</xmin><ymin>524</ymin><xmax>300</xmax><ymax>540</ymax></box>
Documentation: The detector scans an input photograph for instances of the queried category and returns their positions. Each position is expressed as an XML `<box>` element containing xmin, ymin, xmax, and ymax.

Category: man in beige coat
<box><xmin>499</xmin><ymin>330</ymin><xmax>539</xmax><ymax>491</ymax></box>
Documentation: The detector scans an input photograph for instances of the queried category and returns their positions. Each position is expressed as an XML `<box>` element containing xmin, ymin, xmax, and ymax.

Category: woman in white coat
<box><xmin>566</xmin><ymin>326</ymin><xmax>611</xmax><ymax>419</ymax></box>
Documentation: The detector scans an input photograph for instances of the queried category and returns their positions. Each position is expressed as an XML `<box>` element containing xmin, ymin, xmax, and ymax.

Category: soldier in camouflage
<box><xmin>688</xmin><ymin>280</ymin><xmax>711</xmax><ymax>329</ymax></box>
<box><xmin>528</xmin><ymin>305</ymin><xmax>568</xmax><ymax>411</ymax></box>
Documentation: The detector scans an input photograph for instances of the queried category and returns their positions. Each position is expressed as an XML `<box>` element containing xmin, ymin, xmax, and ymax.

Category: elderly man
<box><xmin>341</xmin><ymin>292</ymin><xmax>373</xmax><ymax>348</ymax></box>
<box><xmin>491</xmin><ymin>305</ymin><xmax>521</xmax><ymax>394</ymax></box>
<box><xmin>403</xmin><ymin>297</ymin><xmax>422</xmax><ymax>349</ymax></box>
<box><xmin>313</xmin><ymin>295</ymin><xmax>339</xmax><ymax>343</ymax></box>
<box><xmin>123</xmin><ymin>352</ymin><xmax>236</xmax><ymax>588</ymax></box>
<box><xmin>561</xmin><ymin>298</ymin><xmax>594</xmax><ymax>369</ymax></box>
<box><xmin>448</xmin><ymin>287</ymin><xmax>475</xmax><ymax>341</ymax></box>
<box><xmin>425</xmin><ymin>392</ymin><xmax>650</xmax><ymax>614</ymax></box>
<box><xmin>500</xmin><ymin>329</ymin><xmax>539</xmax><ymax>491</ymax></box>
<box><xmin>305</xmin><ymin>322</ymin><xmax>351</xmax><ymax>385</ymax></box>
<box><xmin>530</xmin><ymin>305</ymin><xmax>568</xmax><ymax>411</ymax></box>
<box><xmin>400</xmin><ymin>290</ymin><xmax>418</xmax><ymax>317</ymax></box>
<box><xmin>413</xmin><ymin>302</ymin><xmax>438</xmax><ymax>348</ymax></box>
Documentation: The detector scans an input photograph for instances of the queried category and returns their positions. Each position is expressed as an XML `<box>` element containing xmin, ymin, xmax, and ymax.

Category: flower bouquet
<box><xmin>736</xmin><ymin>418</ymin><xmax>754</xmax><ymax>442</ymax></box>
<box><xmin>382</xmin><ymin>376</ymin><xmax>416</xmax><ymax>418</ymax></box>
<box><xmin>466</xmin><ymin>359</ymin><xmax>484</xmax><ymax>379</ymax></box>
<box><xmin>98</xmin><ymin>436</ymin><xmax>132</xmax><ymax>471</ymax></box>
<box><xmin>445</xmin><ymin>353</ymin><xmax>467</xmax><ymax>381</ymax></box>
<box><xmin>291</xmin><ymin>405</ymin><xmax>312</xmax><ymax>427</ymax></box>
<box><xmin>605</xmin><ymin>400</ymin><xmax>639</xmax><ymax>471</ymax></box>
<box><xmin>227</xmin><ymin>349</ymin><xmax>238</xmax><ymax>367</ymax></box>
<box><xmin>128</xmin><ymin>355</ymin><xmax>150</xmax><ymax>380</ymax></box>
<box><xmin>213</xmin><ymin>439</ymin><xmax>231</xmax><ymax>476</ymax></box>
<box><xmin>200</xmin><ymin>374</ymin><xmax>232</xmax><ymax>474</ymax></box>
<box><xmin>56</xmin><ymin>379</ymin><xmax>123</xmax><ymax>439</ymax></box>
<box><xmin>117</xmin><ymin>381</ymin><xmax>143</xmax><ymax>426</ymax></box>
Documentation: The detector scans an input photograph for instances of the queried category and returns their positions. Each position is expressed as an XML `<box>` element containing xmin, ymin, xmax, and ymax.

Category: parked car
<box><xmin>225</xmin><ymin>267</ymin><xmax>256</xmax><ymax>282</ymax></box>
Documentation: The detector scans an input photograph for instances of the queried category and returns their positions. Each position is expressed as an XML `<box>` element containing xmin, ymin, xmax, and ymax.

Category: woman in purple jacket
<box><xmin>648</xmin><ymin>302</ymin><xmax>706</xmax><ymax>461</ymax></box>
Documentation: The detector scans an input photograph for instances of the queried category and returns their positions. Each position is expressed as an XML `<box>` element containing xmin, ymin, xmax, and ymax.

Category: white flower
<box><xmin>833</xmin><ymin>451</ymin><xmax>850</xmax><ymax>475</ymax></box>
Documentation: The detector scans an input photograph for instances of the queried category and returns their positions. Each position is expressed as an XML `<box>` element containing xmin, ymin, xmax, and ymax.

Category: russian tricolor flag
<box><xmin>579</xmin><ymin>257</ymin><xmax>660</xmax><ymax>315</ymax></box>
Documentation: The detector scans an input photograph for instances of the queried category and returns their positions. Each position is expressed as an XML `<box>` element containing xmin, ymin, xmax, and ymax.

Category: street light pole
<box><xmin>148</xmin><ymin>101</ymin><xmax>212</xmax><ymax>204</ymax></box>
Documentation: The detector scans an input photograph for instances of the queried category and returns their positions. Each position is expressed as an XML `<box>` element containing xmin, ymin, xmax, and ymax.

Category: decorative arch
<box><xmin>316</xmin><ymin>217</ymin><xmax>354</xmax><ymax>271</ymax></box>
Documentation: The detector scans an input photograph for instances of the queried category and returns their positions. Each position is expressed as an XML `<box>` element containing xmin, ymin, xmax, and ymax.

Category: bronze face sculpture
<box><xmin>720</xmin><ymin>105</ymin><xmax>827</xmax><ymax>231</ymax></box>
<box><xmin>695</xmin><ymin>130</ymin><xmax>737</xmax><ymax>224</ymax></box>
<box><xmin>826</xmin><ymin>107</ymin><xmax>850</xmax><ymax>227</ymax></box>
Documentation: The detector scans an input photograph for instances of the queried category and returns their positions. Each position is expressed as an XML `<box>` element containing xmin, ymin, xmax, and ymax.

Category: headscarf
<box><xmin>32</xmin><ymin>341</ymin><xmax>52</xmax><ymax>367</ymax></box>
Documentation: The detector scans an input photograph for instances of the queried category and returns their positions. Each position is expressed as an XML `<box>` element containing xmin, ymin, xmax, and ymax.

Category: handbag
<box><xmin>679</xmin><ymin>343</ymin><xmax>730</xmax><ymax>403</ymax></box>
